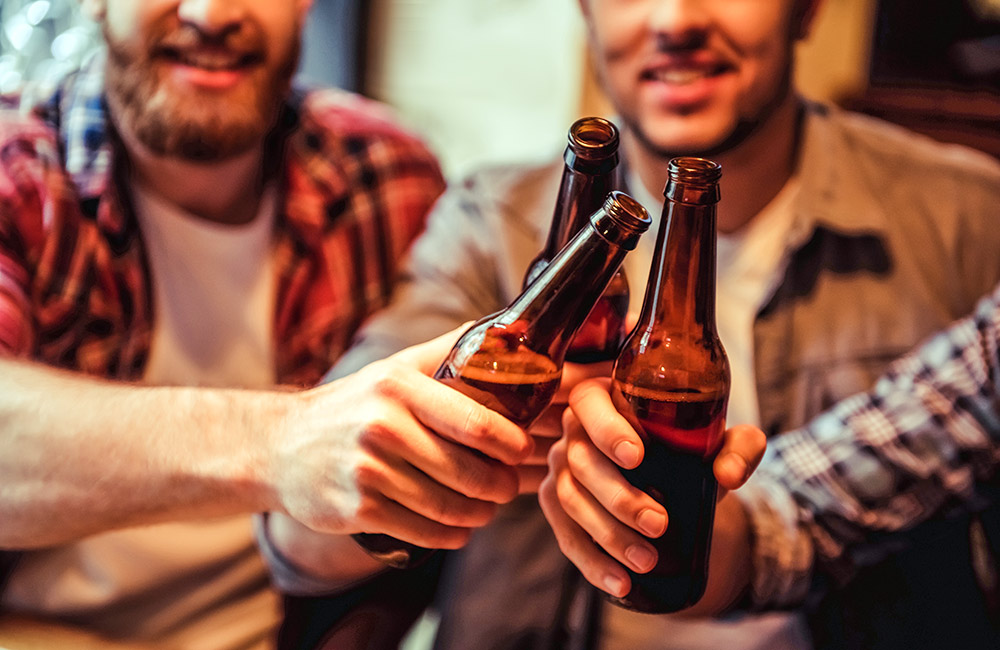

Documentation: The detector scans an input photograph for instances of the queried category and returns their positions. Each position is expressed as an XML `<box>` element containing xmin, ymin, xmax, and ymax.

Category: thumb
<box><xmin>389</xmin><ymin>322</ymin><xmax>475</xmax><ymax>375</ymax></box>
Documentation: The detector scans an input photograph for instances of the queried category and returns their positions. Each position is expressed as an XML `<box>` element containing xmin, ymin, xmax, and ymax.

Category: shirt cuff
<box><xmin>733</xmin><ymin>466</ymin><xmax>816</xmax><ymax>609</ymax></box>
<box><xmin>253</xmin><ymin>512</ymin><xmax>387</xmax><ymax>596</ymax></box>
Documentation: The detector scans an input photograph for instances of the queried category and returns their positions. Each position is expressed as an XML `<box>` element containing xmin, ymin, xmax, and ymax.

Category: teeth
<box><xmin>654</xmin><ymin>69</ymin><xmax>709</xmax><ymax>84</ymax></box>
<box><xmin>177</xmin><ymin>51</ymin><xmax>243</xmax><ymax>71</ymax></box>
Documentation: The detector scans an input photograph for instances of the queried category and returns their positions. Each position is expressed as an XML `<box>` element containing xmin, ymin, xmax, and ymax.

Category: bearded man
<box><xmin>0</xmin><ymin>1</ymin><xmax>544</xmax><ymax>648</ymax></box>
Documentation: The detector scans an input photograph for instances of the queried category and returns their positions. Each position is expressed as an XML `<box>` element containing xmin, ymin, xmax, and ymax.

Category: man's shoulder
<box><xmin>0</xmin><ymin>103</ymin><xmax>64</xmax><ymax>194</ymax></box>
<box><xmin>0</xmin><ymin>102</ymin><xmax>61</xmax><ymax>156</ymax></box>
<box><xmin>458</xmin><ymin>157</ymin><xmax>564</xmax><ymax>214</ymax></box>
<box><xmin>818</xmin><ymin>102</ymin><xmax>1000</xmax><ymax>186</ymax></box>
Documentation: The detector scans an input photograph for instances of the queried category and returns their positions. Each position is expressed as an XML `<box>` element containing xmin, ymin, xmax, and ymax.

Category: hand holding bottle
<box><xmin>354</xmin><ymin>191</ymin><xmax>652</xmax><ymax>567</ymax></box>
<box><xmin>538</xmin><ymin>377</ymin><xmax>766</xmax><ymax>611</ymax></box>
<box><xmin>271</xmin><ymin>326</ymin><xmax>533</xmax><ymax>551</ymax></box>
<box><xmin>516</xmin><ymin>359</ymin><xmax>614</xmax><ymax>494</ymax></box>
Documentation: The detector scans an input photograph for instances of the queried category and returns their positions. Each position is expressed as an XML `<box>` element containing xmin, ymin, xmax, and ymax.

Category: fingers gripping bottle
<box><xmin>609</xmin><ymin>158</ymin><xmax>731</xmax><ymax>613</ymax></box>
<box><xmin>355</xmin><ymin>191</ymin><xmax>651</xmax><ymax>569</ymax></box>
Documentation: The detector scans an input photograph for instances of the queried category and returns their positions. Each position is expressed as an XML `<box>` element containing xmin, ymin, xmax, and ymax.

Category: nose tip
<box><xmin>177</xmin><ymin>0</ymin><xmax>245</xmax><ymax>39</ymax></box>
<box><xmin>649</xmin><ymin>0</ymin><xmax>710</xmax><ymax>49</ymax></box>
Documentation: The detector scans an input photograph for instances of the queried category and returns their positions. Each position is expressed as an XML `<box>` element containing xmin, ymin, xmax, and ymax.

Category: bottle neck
<box><xmin>540</xmin><ymin>158</ymin><xmax>619</xmax><ymax>260</ymax></box>
<box><xmin>505</xmin><ymin>212</ymin><xmax>637</xmax><ymax>362</ymax></box>
<box><xmin>639</xmin><ymin>199</ymin><xmax>718</xmax><ymax>336</ymax></box>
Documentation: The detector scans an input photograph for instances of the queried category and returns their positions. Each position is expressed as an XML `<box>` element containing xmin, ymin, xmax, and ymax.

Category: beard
<box><xmin>619</xmin><ymin>53</ymin><xmax>796</xmax><ymax>161</ymax></box>
<box><xmin>103</xmin><ymin>18</ymin><xmax>300</xmax><ymax>162</ymax></box>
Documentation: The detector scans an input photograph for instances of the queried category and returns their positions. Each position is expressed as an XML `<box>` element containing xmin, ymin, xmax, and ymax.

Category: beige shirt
<box><xmin>3</xmin><ymin>186</ymin><xmax>281</xmax><ymax>649</ymax></box>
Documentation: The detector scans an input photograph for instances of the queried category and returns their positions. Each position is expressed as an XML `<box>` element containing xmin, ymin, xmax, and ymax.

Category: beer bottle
<box><xmin>523</xmin><ymin>116</ymin><xmax>631</xmax><ymax>363</ymax></box>
<box><xmin>608</xmin><ymin>158</ymin><xmax>730</xmax><ymax>613</ymax></box>
<box><xmin>355</xmin><ymin>191</ymin><xmax>651</xmax><ymax>569</ymax></box>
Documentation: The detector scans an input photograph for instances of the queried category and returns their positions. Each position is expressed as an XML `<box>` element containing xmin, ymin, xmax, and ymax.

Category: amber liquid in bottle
<box><xmin>355</xmin><ymin>191</ymin><xmax>652</xmax><ymax>569</ymax></box>
<box><xmin>523</xmin><ymin>116</ymin><xmax>630</xmax><ymax>363</ymax></box>
<box><xmin>609</xmin><ymin>158</ymin><xmax>730</xmax><ymax>613</ymax></box>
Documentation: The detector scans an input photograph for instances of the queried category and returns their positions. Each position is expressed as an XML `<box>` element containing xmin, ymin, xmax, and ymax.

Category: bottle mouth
<box><xmin>667</xmin><ymin>157</ymin><xmax>722</xmax><ymax>184</ymax></box>
<box><xmin>569</xmin><ymin>116</ymin><xmax>620</xmax><ymax>160</ymax></box>
<box><xmin>603</xmin><ymin>190</ymin><xmax>651</xmax><ymax>233</ymax></box>
<box><xmin>664</xmin><ymin>157</ymin><xmax>721</xmax><ymax>204</ymax></box>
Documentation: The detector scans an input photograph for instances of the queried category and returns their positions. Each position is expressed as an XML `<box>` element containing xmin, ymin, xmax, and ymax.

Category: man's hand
<box><xmin>268</xmin><ymin>327</ymin><xmax>534</xmax><ymax>551</ymax></box>
<box><xmin>517</xmin><ymin>361</ymin><xmax>613</xmax><ymax>494</ymax></box>
<box><xmin>538</xmin><ymin>377</ymin><xmax>765</xmax><ymax>612</ymax></box>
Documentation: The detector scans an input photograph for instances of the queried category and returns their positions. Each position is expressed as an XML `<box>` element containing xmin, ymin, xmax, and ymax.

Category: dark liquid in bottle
<box><xmin>610</xmin><ymin>384</ymin><xmax>727</xmax><ymax>613</ymax></box>
<box><xmin>565</xmin><ymin>273</ymin><xmax>629</xmax><ymax>363</ymax></box>
<box><xmin>438</xmin><ymin>355</ymin><xmax>562</xmax><ymax>428</ymax></box>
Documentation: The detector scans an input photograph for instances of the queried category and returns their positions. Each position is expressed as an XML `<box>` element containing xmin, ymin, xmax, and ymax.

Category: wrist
<box><xmin>240</xmin><ymin>387</ymin><xmax>295</xmax><ymax>514</ymax></box>
<box><xmin>179</xmin><ymin>384</ymin><xmax>290</xmax><ymax>515</ymax></box>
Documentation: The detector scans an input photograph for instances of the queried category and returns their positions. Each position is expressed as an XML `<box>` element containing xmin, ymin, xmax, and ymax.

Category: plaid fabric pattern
<box><xmin>0</xmin><ymin>54</ymin><xmax>445</xmax><ymax>386</ymax></box>
<box><xmin>738</xmin><ymin>282</ymin><xmax>1000</xmax><ymax>607</ymax></box>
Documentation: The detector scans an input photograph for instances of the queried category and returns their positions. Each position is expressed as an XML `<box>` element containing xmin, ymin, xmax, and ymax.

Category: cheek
<box><xmin>103</xmin><ymin>0</ymin><xmax>158</xmax><ymax>45</ymax></box>
<box><xmin>589</xmin><ymin>4</ymin><xmax>647</xmax><ymax>59</ymax></box>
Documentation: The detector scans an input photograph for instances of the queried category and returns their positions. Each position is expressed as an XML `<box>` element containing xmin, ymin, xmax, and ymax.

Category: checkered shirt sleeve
<box><xmin>736</xmin><ymin>283</ymin><xmax>1000</xmax><ymax>608</ymax></box>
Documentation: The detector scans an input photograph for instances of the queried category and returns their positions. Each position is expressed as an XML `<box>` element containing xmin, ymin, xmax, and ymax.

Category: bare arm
<box><xmin>0</xmin><ymin>358</ymin><xmax>277</xmax><ymax>547</ymax></box>
<box><xmin>0</xmin><ymin>328</ymin><xmax>532</xmax><ymax>554</ymax></box>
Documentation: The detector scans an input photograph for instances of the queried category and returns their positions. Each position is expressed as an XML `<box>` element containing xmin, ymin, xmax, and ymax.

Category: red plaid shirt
<box><xmin>0</xmin><ymin>61</ymin><xmax>445</xmax><ymax>386</ymax></box>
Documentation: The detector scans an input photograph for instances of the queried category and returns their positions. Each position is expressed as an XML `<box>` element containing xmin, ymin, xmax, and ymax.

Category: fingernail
<box><xmin>603</xmin><ymin>573</ymin><xmax>627</xmax><ymax>596</ymax></box>
<box><xmin>613</xmin><ymin>441</ymin><xmax>640</xmax><ymax>467</ymax></box>
<box><xmin>625</xmin><ymin>543</ymin><xmax>657</xmax><ymax>573</ymax></box>
<box><xmin>637</xmin><ymin>508</ymin><xmax>667</xmax><ymax>537</ymax></box>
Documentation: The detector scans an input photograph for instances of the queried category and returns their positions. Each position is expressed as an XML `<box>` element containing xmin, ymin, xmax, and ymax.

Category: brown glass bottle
<box><xmin>355</xmin><ymin>191</ymin><xmax>652</xmax><ymax>569</ymax></box>
<box><xmin>608</xmin><ymin>158</ymin><xmax>730</xmax><ymax>613</ymax></box>
<box><xmin>523</xmin><ymin>117</ymin><xmax>630</xmax><ymax>363</ymax></box>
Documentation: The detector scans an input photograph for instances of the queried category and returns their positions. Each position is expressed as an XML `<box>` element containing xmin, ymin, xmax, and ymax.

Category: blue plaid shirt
<box><xmin>738</xmin><ymin>282</ymin><xmax>1000</xmax><ymax>607</ymax></box>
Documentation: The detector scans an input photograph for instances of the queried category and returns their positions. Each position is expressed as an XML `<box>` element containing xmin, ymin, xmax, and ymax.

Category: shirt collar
<box><xmin>52</xmin><ymin>50</ymin><xmax>114</xmax><ymax>202</ymax></box>
<box><xmin>790</xmin><ymin>99</ymin><xmax>891</xmax><ymax>239</ymax></box>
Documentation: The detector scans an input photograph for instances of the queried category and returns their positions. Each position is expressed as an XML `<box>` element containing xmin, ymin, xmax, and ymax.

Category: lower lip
<box><xmin>168</xmin><ymin>63</ymin><xmax>249</xmax><ymax>90</ymax></box>
<box><xmin>642</xmin><ymin>72</ymin><xmax>728</xmax><ymax>109</ymax></box>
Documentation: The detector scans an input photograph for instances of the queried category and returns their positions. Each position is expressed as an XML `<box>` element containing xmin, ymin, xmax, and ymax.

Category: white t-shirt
<box><xmin>606</xmin><ymin>171</ymin><xmax>810</xmax><ymax>650</ymax></box>
<box><xmin>3</xmin><ymin>184</ymin><xmax>281</xmax><ymax>650</ymax></box>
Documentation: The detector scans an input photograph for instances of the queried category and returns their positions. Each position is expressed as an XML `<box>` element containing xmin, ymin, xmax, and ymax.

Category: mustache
<box><xmin>150</xmin><ymin>21</ymin><xmax>266</xmax><ymax>58</ymax></box>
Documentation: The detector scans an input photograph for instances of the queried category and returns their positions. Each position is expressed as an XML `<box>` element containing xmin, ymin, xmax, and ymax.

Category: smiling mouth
<box><xmin>643</xmin><ymin>62</ymin><xmax>730</xmax><ymax>85</ymax></box>
<box><xmin>156</xmin><ymin>46</ymin><xmax>262</xmax><ymax>72</ymax></box>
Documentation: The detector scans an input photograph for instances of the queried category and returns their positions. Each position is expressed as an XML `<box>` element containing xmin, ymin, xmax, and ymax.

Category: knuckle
<box><xmin>353</xmin><ymin>459</ymin><xmax>385</xmax><ymax>491</ymax></box>
<box><xmin>361</xmin><ymin>416</ymin><xmax>398</xmax><ymax>447</ymax></box>
<box><xmin>426</xmin><ymin>493</ymin><xmax>461</xmax><ymax>526</ymax></box>
<box><xmin>354</xmin><ymin>494</ymin><xmax>383</xmax><ymax>525</ymax></box>
<box><xmin>607</xmin><ymin>484</ymin><xmax>635</xmax><ymax>515</ymax></box>
<box><xmin>593</xmin><ymin>525</ymin><xmax>619</xmax><ymax>553</ymax></box>
<box><xmin>564</xmin><ymin>438</ymin><xmax>591</xmax><ymax>472</ymax></box>
<box><xmin>371</xmin><ymin>365</ymin><xmax>405</xmax><ymax>398</ymax></box>
<box><xmin>547</xmin><ymin>439</ymin><xmax>568</xmax><ymax>467</ymax></box>
<box><xmin>553</xmin><ymin>472</ymin><xmax>577</xmax><ymax>508</ymax></box>
<box><xmin>554</xmin><ymin>529</ymin><xmax>585</xmax><ymax>563</ymax></box>
<box><xmin>456</xmin><ymin>462</ymin><xmax>491</xmax><ymax>499</ymax></box>
<box><xmin>461</xmin><ymin>407</ymin><xmax>492</xmax><ymax>445</ymax></box>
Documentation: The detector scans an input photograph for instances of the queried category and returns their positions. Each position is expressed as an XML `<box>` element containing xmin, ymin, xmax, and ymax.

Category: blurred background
<box><xmin>2</xmin><ymin>0</ymin><xmax>998</xmax><ymax>179</ymax></box>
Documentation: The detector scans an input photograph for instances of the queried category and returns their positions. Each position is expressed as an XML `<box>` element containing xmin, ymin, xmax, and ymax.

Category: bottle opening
<box><xmin>664</xmin><ymin>157</ymin><xmax>721</xmax><ymax>204</ymax></box>
<box><xmin>603</xmin><ymin>190</ymin><xmax>652</xmax><ymax>233</ymax></box>
<box><xmin>569</xmin><ymin>117</ymin><xmax>620</xmax><ymax>159</ymax></box>
<box><xmin>667</xmin><ymin>157</ymin><xmax>722</xmax><ymax>184</ymax></box>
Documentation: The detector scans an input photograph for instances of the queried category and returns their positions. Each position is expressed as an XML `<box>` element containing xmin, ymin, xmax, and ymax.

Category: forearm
<box><xmin>0</xmin><ymin>358</ymin><xmax>280</xmax><ymax>547</ymax></box>
<box><xmin>738</xmin><ymin>283</ymin><xmax>1000</xmax><ymax>607</ymax></box>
